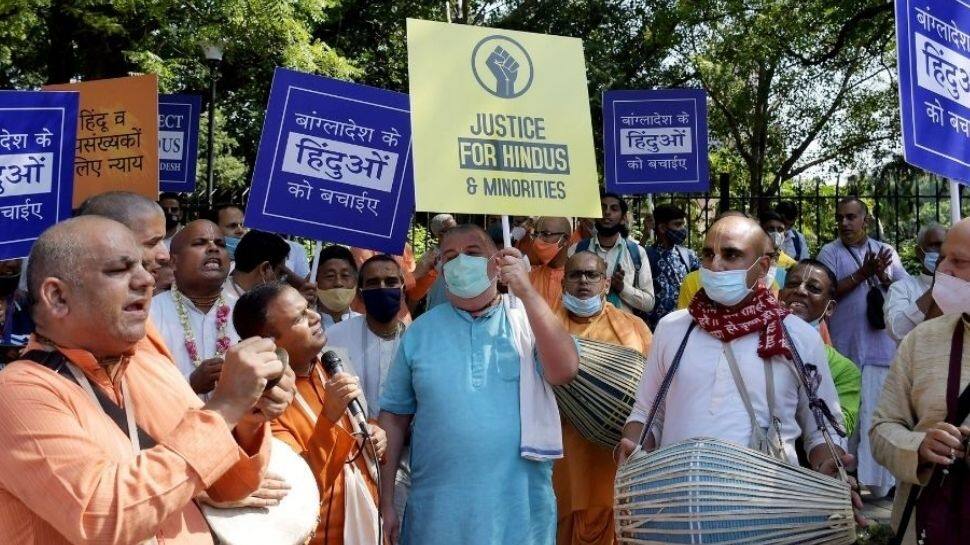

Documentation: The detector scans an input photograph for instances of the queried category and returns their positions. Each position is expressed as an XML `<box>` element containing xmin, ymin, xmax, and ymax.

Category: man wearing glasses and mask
<box><xmin>524</xmin><ymin>216</ymin><xmax>573</xmax><ymax>309</ymax></box>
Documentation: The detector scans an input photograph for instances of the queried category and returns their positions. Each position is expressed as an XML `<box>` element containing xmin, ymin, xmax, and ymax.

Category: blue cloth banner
<box><xmin>0</xmin><ymin>91</ymin><xmax>78</xmax><ymax>260</ymax></box>
<box><xmin>896</xmin><ymin>0</ymin><xmax>970</xmax><ymax>184</ymax></box>
<box><xmin>603</xmin><ymin>89</ymin><xmax>709</xmax><ymax>194</ymax></box>
<box><xmin>245</xmin><ymin>68</ymin><xmax>415</xmax><ymax>254</ymax></box>
<box><xmin>158</xmin><ymin>94</ymin><xmax>201</xmax><ymax>193</ymax></box>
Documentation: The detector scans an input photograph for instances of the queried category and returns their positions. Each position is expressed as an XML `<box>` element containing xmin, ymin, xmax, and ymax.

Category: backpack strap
<box><xmin>792</xmin><ymin>230</ymin><xmax>803</xmax><ymax>259</ymax></box>
<box><xmin>625</xmin><ymin>239</ymin><xmax>642</xmax><ymax>289</ymax></box>
<box><xmin>576</xmin><ymin>238</ymin><xmax>591</xmax><ymax>254</ymax></box>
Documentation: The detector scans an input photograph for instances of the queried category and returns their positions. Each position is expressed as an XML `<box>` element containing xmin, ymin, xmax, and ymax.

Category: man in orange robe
<box><xmin>525</xmin><ymin>217</ymin><xmax>573</xmax><ymax>309</ymax></box>
<box><xmin>234</xmin><ymin>283</ymin><xmax>388</xmax><ymax>545</ymax></box>
<box><xmin>0</xmin><ymin>216</ymin><xmax>284</xmax><ymax>545</ymax></box>
<box><xmin>553</xmin><ymin>251</ymin><xmax>652</xmax><ymax>545</ymax></box>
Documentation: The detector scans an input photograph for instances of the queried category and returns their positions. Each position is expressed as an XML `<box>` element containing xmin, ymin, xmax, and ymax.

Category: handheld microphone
<box><xmin>321</xmin><ymin>350</ymin><xmax>370</xmax><ymax>438</ymax></box>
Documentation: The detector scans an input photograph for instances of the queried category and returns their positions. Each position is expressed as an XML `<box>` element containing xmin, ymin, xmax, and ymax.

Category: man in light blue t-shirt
<box><xmin>378</xmin><ymin>224</ymin><xmax>578</xmax><ymax>545</ymax></box>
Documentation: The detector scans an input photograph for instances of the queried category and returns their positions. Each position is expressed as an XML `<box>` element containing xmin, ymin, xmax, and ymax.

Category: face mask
<box><xmin>0</xmin><ymin>273</ymin><xmax>19</xmax><ymax>295</ymax></box>
<box><xmin>361</xmin><ymin>287</ymin><xmax>402</xmax><ymax>323</ymax></box>
<box><xmin>596</xmin><ymin>223</ymin><xmax>624</xmax><ymax>237</ymax></box>
<box><xmin>666</xmin><ymin>227</ymin><xmax>688</xmax><ymax>246</ymax></box>
<box><xmin>510</xmin><ymin>226</ymin><xmax>527</xmax><ymax>242</ymax></box>
<box><xmin>562</xmin><ymin>292</ymin><xmax>604</xmax><ymax>317</ymax></box>
<box><xmin>164</xmin><ymin>213</ymin><xmax>179</xmax><ymax>231</ymax></box>
<box><xmin>933</xmin><ymin>272</ymin><xmax>970</xmax><ymax>315</ymax></box>
<box><xmin>923</xmin><ymin>251</ymin><xmax>940</xmax><ymax>274</ymax></box>
<box><xmin>700</xmin><ymin>260</ymin><xmax>760</xmax><ymax>306</ymax></box>
<box><xmin>443</xmin><ymin>253</ymin><xmax>493</xmax><ymax>299</ymax></box>
<box><xmin>224</xmin><ymin>236</ymin><xmax>241</xmax><ymax>260</ymax></box>
<box><xmin>317</xmin><ymin>287</ymin><xmax>357</xmax><ymax>312</ymax></box>
<box><xmin>769</xmin><ymin>231</ymin><xmax>785</xmax><ymax>250</ymax></box>
<box><xmin>532</xmin><ymin>238</ymin><xmax>562</xmax><ymax>265</ymax></box>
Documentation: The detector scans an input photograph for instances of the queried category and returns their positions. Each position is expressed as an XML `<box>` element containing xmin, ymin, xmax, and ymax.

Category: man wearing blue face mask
<box><xmin>618</xmin><ymin>215</ymin><xmax>863</xmax><ymax>524</ymax></box>
<box><xmin>884</xmin><ymin>223</ymin><xmax>947</xmax><ymax>343</ymax></box>
<box><xmin>377</xmin><ymin>224</ymin><xmax>579</xmax><ymax>545</ymax></box>
<box><xmin>552</xmin><ymin>251</ymin><xmax>651</xmax><ymax>545</ymax></box>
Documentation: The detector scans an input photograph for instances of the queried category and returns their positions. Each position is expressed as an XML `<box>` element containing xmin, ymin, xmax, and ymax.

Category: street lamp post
<box><xmin>202</xmin><ymin>43</ymin><xmax>223</xmax><ymax>208</ymax></box>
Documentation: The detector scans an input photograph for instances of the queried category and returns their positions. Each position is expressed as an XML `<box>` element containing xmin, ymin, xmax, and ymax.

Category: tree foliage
<box><xmin>0</xmin><ymin>0</ymin><xmax>903</xmax><ymax>205</ymax></box>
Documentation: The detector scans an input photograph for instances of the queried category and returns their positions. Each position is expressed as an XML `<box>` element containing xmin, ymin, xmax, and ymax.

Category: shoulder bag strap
<box><xmin>893</xmin><ymin>320</ymin><xmax>967</xmax><ymax>544</ymax></box>
<box><xmin>20</xmin><ymin>350</ymin><xmax>158</xmax><ymax>449</ymax></box>
<box><xmin>842</xmin><ymin>240</ymin><xmax>876</xmax><ymax>289</ymax></box>
<box><xmin>636</xmin><ymin>321</ymin><xmax>697</xmax><ymax>448</ymax></box>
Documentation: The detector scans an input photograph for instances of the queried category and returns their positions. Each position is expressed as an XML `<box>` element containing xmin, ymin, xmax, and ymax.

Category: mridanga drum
<box><xmin>201</xmin><ymin>437</ymin><xmax>320</xmax><ymax>545</ymax></box>
<box><xmin>553</xmin><ymin>337</ymin><xmax>646</xmax><ymax>449</ymax></box>
<box><xmin>615</xmin><ymin>438</ymin><xmax>855</xmax><ymax>544</ymax></box>
<box><xmin>615</xmin><ymin>322</ymin><xmax>856</xmax><ymax>545</ymax></box>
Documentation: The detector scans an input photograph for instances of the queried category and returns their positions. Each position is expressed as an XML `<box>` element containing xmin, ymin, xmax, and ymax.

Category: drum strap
<box><xmin>723</xmin><ymin>343</ymin><xmax>785</xmax><ymax>461</ymax></box>
<box><xmin>636</xmin><ymin>321</ymin><xmax>697</xmax><ymax>448</ymax></box>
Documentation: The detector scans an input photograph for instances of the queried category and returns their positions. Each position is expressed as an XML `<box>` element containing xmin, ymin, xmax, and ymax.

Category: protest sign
<box><xmin>0</xmin><ymin>91</ymin><xmax>78</xmax><ymax>259</ymax></box>
<box><xmin>895</xmin><ymin>0</ymin><xmax>970</xmax><ymax>184</ymax></box>
<box><xmin>406</xmin><ymin>19</ymin><xmax>600</xmax><ymax>217</ymax></box>
<box><xmin>158</xmin><ymin>94</ymin><xmax>201</xmax><ymax>193</ymax></box>
<box><xmin>46</xmin><ymin>74</ymin><xmax>159</xmax><ymax>207</ymax></box>
<box><xmin>603</xmin><ymin>89</ymin><xmax>709</xmax><ymax>194</ymax></box>
<box><xmin>245</xmin><ymin>68</ymin><xmax>415</xmax><ymax>254</ymax></box>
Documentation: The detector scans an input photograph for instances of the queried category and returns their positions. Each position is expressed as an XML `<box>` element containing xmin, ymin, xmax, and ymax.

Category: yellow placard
<box><xmin>46</xmin><ymin>75</ymin><xmax>159</xmax><ymax>208</ymax></box>
<box><xmin>406</xmin><ymin>19</ymin><xmax>600</xmax><ymax>217</ymax></box>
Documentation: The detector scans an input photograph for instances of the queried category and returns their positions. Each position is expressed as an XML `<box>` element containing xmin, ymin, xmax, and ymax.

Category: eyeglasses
<box><xmin>536</xmin><ymin>230</ymin><xmax>568</xmax><ymax>242</ymax></box>
<box><xmin>565</xmin><ymin>270</ymin><xmax>605</xmax><ymax>282</ymax></box>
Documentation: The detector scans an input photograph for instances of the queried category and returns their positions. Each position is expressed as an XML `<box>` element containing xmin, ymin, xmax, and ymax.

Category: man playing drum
<box><xmin>553</xmin><ymin>251</ymin><xmax>651</xmax><ymax>545</ymax></box>
<box><xmin>617</xmin><ymin>215</ymin><xmax>863</xmax><ymax>521</ymax></box>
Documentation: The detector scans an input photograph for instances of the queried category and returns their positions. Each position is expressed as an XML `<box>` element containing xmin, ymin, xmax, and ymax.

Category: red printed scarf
<box><xmin>688</xmin><ymin>283</ymin><xmax>792</xmax><ymax>360</ymax></box>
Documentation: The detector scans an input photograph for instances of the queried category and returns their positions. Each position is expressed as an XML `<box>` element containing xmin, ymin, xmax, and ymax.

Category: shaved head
<box><xmin>28</xmin><ymin>216</ymin><xmax>127</xmax><ymax>302</ymax></box>
<box><xmin>938</xmin><ymin>218</ymin><xmax>970</xmax><ymax>282</ymax></box>
<box><xmin>78</xmin><ymin>191</ymin><xmax>163</xmax><ymax>228</ymax></box>
<box><xmin>79</xmin><ymin>191</ymin><xmax>169</xmax><ymax>278</ymax></box>
<box><xmin>706</xmin><ymin>215</ymin><xmax>772</xmax><ymax>257</ymax></box>
<box><xmin>28</xmin><ymin>216</ymin><xmax>154</xmax><ymax>357</ymax></box>
<box><xmin>565</xmin><ymin>251</ymin><xmax>606</xmax><ymax>274</ymax></box>
<box><xmin>171</xmin><ymin>219</ymin><xmax>222</xmax><ymax>254</ymax></box>
<box><xmin>537</xmin><ymin>216</ymin><xmax>571</xmax><ymax>234</ymax></box>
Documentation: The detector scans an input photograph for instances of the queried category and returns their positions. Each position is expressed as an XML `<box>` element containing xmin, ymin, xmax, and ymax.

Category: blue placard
<box><xmin>245</xmin><ymin>68</ymin><xmax>415</xmax><ymax>254</ymax></box>
<box><xmin>0</xmin><ymin>91</ymin><xmax>78</xmax><ymax>260</ymax></box>
<box><xmin>603</xmin><ymin>89</ymin><xmax>709</xmax><ymax>194</ymax></box>
<box><xmin>896</xmin><ymin>0</ymin><xmax>970</xmax><ymax>184</ymax></box>
<box><xmin>158</xmin><ymin>94</ymin><xmax>201</xmax><ymax>192</ymax></box>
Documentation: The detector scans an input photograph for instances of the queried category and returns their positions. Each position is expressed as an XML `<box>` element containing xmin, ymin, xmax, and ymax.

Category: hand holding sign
<box><xmin>486</xmin><ymin>46</ymin><xmax>520</xmax><ymax>98</ymax></box>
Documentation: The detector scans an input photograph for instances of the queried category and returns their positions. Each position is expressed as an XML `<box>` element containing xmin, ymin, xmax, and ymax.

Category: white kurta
<box><xmin>324</xmin><ymin>315</ymin><xmax>403</xmax><ymax>417</ymax></box>
<box><xmin>149</xmin><ymin>288</ymin><xmax>241</xmax><ymax>381</ymax></box>
<box><xmin>628</xmin><ymin>309</ymin><xmax>846</xmax><ymax>465</ymax></box>
<box><xmin>883</xmin><ymin>273</ymin><xmax>933</xmax><ymax>343</ymax></box>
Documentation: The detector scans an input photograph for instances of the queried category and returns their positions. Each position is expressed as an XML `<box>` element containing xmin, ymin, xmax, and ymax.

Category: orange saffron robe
<box><xmin>553</xmin><ymin>304</ymin><xmax>652</xmax><ymax>545</ymax></box>
<box><xmin>271</xmin><ymin>364</ymin><xmax>379</xmax><ymax>545</ymax></box>
<box><xmin>530</xmin><ymin>264</ymin><xmax>566</xmax><ymax>310</ymax></box>
<box><xmin>0</xmin><ymin>324</ymin><xmax>269</xmax><ymax>545</ymax></box>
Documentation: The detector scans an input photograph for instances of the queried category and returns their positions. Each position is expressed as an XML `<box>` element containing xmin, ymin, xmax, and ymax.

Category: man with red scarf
<box><xmin>617</xmin><ymin>215</ymin><xmax>864</xmax><ymax>521</ymax></box>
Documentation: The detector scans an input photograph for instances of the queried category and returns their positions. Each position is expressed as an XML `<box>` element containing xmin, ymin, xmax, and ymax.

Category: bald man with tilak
<box><xmin>150</xmin><ymin>220</ymin><xmax>243</xmax><ymax>392</ymax></box>
<box><xmin>619</xmin><ymin>215</ymin><xmax>866</xmax><ymax>529</ymax></box>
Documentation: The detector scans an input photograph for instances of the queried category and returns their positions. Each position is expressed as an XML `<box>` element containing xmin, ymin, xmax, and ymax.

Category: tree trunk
<box><xmin>46</xmin><ymin>0</ymin><xmax>76</xmax><ymax>84</ymax></box>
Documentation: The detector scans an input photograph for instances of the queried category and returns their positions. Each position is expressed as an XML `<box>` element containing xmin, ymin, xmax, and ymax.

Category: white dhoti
<box><xmin>857</xmin><ymin>365</ymin><xmax>895</xmax><ymax>497</ymax></box>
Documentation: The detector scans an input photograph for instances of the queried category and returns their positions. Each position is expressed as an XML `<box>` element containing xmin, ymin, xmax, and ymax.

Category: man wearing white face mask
<box><xmin>884</xmin><ymin>223</ymin><xmax>948</xmax><ymax>342</ymax></box>
<box><xmin>552</xmin><ymin>251</ymin><xmax>651</xmax><ymax>545</ymax></box>
<box><xmin>617</xmin><ymin>215</ymin><xmax>861</xmax><ymax>521</ymax></box>
<box><xmin>870</xmin><ymin>218</ymin><xmax>970</xmax><ymax>545</ymax></box>
<box><xmin>377</xmin><ymin>224</ymin><xmax>579</xmax><ymax>545</ymax></box>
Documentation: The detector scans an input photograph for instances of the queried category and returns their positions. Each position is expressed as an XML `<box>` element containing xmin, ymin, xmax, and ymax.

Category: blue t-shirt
<box><xmin>380</xmin><ymin>300</ymin><xmax>555</xmax><ymax>545</ymax></box>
